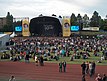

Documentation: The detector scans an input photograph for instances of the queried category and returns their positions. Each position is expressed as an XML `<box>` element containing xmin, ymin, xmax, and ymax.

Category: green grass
<box><xmin>80</xmin><ymin>31</ymin><xmax>107</xmax><ymax>35</ymax></box>
<box><xmin>45</xmin><ymin>56</ymin><xmax>107</xmax><ymax>65</ymax></box>
<box><xmin>0</xmin><ymin>50</ymin><xmax>107</xmax><ymax>65</ymax></box>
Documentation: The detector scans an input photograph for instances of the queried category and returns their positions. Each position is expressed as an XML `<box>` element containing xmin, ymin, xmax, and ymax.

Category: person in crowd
<box><xmin>40</xmin><ymin>56</ymin><xmax>44</xmax><ymax>66</ymax></box>
<box><xmin>85</xmin><ymin>61</ymin><xmax>89</xmax><ymax>74</ymax></box>
<box><xmin>70</xmin><ymin>55</ymin><xmax>74</xmax><ymax>61</ymax></box>
<box><xmin>62</xmin><ymin>60</ymin><xmax>66</xmax><ymax>72</ymax></box>
<box><xmin>35</xmin><ymin>55</ymin><xmax>38</xmax><ymax>66</ymax></box>
<box><xmin>59</xmin><ymin>61</ymin><xmax>63</xmax><ymax>72</ymax></box>
<box><xmin>4</xmin><ymin>36</ymin><xmax>107</xmax><ymax>69</ymax></box>
<box><xmin>81</xmin><ymin>62</ymin><xmax>86</xmax><ymax>75</ymax></box>
<box><xmin>89</xmin><ymin>62</ymin><xmax>93</xmax><ymax>77</ymax></box>
<box><xmin>92</xmin><ymin>61</ymin><xmax>96</xmax><ymax>75</ymax></box>
<box><xmin>102</xmin><ymin>74</ymin><xmax>107</xmax><ymax>81</ymax></box>
<box><xmin>95</xmin><ymin>74</ymin><xmax>102</xmax><ymax>81</ymax></box>
<box><xmin>9</xmin><ymin>75</ymin><xmax>16</xmax><ymax>81</ymax></box>
<box><xmin>82</xmin><ymin>75</ymin><xmax>86</xmax><ymax>81</ymax></box>
<box><xmin>25</xmin><ymin>54</ymin><xmax>30</xmax><ymax>63</ymax></box>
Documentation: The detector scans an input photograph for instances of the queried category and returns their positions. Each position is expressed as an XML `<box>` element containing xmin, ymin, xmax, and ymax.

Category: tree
<box><xmin>39</xmin><ymin>14</ymin><xmax>43</xmax><ymax>17</ymax></box>
<box><xmin>4</xmin><ymin>12</ymin><xmax>13</xmax><ymax>31</ymax></box>
<box><xmin>99</xmin><ymin>19</ymin><xmax>104</xmax><ymax>30</ymax></box>
<box><xmin>103</xmin><ymin>19</ymin><xmax>107</xmax><ymax>31</ymax></box>
<box><xmin>82</xmin><ymin>14</ymin><xmax>90</xmax><ymax>28</ymax></box>
<box><xmin>101</xmin><ymin>15</ymin><xmax>107</xmax><ymax>31</ymax></box>
<box><xmin>76</xmin><ymin>14</ymin><xmax>83</xmax><ymax>30</ymax></box>
<box><xmin>59</xmin><ymin>15</ymin><xmax>62</xmax><ymax>18</ymax></box>
<box><xmin>52</xmin><ymin>14</ymin><xmax>56</xmax><ymax>17</ymax></box>
<box><xmin>2</xmin><ymin>25</ymin><xmax>11</xmax><ymax>32</ymax></box>
<box><xmin>90</xmin><ymin>11</ymin><xmax>101</xmax><ymax>27</ymax></box>
<box><xmin>14</xmin><ymin>21</ymin><xmax>22</xmax><ymax>27</ymax></box>
<box><xmin>70</xmin><ymin>13</ymin><xmax>77</xmax><ymax>26</ymax></box>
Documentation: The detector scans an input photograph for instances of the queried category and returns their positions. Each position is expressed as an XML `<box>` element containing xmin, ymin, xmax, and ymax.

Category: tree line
<box><xmin>1</xmin><ymin>11</ymin><xmax>107</xmax><ymax>32</ymax></box>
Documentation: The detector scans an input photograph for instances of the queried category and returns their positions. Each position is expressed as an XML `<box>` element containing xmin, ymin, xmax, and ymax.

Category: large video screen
<box><xmin>70</xmin><ymin>26</ymin><xmax>79</xmax><ymax>31</ymax></box>
<box><xmin>15</xmin><ymin>26</ymin><xmax>22</xmax><ymax>32</ymax></box>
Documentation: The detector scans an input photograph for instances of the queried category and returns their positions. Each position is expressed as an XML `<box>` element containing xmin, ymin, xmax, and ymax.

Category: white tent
<box><xmin>0</xmin><ymin>34</ymin><xmax>10</xmax><ymax>49</ymax></box>
<box><xmin>10</xmin><ymin>32</ymin><xmax>16</xmax><ymax>38</ymax></box>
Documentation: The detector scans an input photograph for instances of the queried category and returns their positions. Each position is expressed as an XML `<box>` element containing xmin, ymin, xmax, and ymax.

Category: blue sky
<box><xmin>0</xmin><ymin>0</ymin><xmax>107</xmax><ymax>19</ymax></box>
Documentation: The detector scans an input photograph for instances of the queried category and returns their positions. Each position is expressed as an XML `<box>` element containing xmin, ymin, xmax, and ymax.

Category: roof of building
<box><xmin>0</xmin><ymin>34</ymin><xmax>7</xmax><ymax>38</ymax></box>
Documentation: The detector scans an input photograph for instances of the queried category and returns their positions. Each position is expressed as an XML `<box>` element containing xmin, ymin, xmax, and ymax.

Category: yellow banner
<box><xmin>62</xmin><ymin>18</ymin><xmax>71</xmax><ymax>37</ymax></box>
<box><xmin>22</xmin><ymin>18</ymin><xmax>30</xmax><ymax>36</ymax></box>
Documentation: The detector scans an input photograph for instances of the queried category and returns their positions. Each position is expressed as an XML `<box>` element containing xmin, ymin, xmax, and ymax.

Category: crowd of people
<box><xmin>81</xmin><ymin>61</ymin><xmax>107</xmax><ymax>81</ymax></box>
<box><xmin>5</xmin><ymin>36</ymin><xmax>106</xmax><ymax>63</ymax></box>
<box><xmin>95</xmin><ymin>73</ymin><xmax>107</xmax><ymax>81</ymax></box>
<box><xmin>81</xmin><ymin>61</ymin><xmax>96</xmax><ymax>77</ymax></box>
<box><xmin>0</xmin><ymin>36</ymin><xmax>107</xmax><ymax>81</ymax></box>
<box><xmin>59</xmin><ymin>60</ymin><xmax>66</xmax><ymax>72</ymax></box>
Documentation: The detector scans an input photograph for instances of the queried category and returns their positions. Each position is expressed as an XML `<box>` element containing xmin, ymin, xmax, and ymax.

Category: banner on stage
<box><xmin>22</xmin><ymin>18</ymin><xmax>30</xmax><ymax>36</ymax></box>
<box><xmin>62</xmin><ymin>18</ymin><xmax>71</xmax><ymax>37</ymax></box>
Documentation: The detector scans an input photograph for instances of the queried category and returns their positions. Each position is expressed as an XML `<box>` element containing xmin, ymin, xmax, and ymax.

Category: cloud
<box><xmin>59</xmin><ymin>0</ymin><xmax>101</xmax><ymax>7</ymax></box>
<box><xmin>0</xmin><ymin>0</ymin><xmax>107</xmax><ymax>19</ymax></box>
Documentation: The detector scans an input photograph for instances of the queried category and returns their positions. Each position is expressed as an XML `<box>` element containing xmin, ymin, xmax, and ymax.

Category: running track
<box><xmin>0</xmin><ymin>61</ymin><xmax>107</xmax><ymax>81</ymax></box>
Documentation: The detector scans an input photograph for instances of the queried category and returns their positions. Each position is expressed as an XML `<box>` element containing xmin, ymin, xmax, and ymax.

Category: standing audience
<box><xmin>62</xmin><ymin>60</ymin><xmax>66</xmax><ymax>72</ymax></box>
<box><xmin>81</xmin><ymin>62</ymin><xmax>86</xmax><ymax>75</ymax></box>
<box><xmin>35</xmin><ymin>55</ymin><xmax>38</xmax><ymax>66</ymax></box>
<box><xmin>82</xmin><ymin>75</ymin><xmax>86</xmax><ymax>81</ymax></box>
<box><xmin>102</xmin><ymin>74</ymin><xmax>107</xmax><ymax>81</ymax></box>
<box><xmin>59</xmin><ymin>61</ymin><xmax>62</xmax><ymax>72</ymax></box>
<box><xmin>85</xmin><ymin>61</ymin><xmax>89</xmax><ymax>74</ymax></box>
<box><xmin>89</xmin><ymin>62</ymin><xmax>93</xmax><ymax>77</ymax></box>
<box><xmin>92</xmin><ymin>61</ymin><xmax>96</xmax><ymax>75</ymax></box>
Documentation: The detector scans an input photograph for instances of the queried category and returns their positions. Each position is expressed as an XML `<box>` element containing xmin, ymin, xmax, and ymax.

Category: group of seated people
<box><xmin>0</xmin><ymin>37</ymin><xmax>107</xmax><ymax>64</ymax></box>
<box><xmin>1</xmin><ymin>52</ymin><xmax>10</xmax><ymax>59</ymax></box>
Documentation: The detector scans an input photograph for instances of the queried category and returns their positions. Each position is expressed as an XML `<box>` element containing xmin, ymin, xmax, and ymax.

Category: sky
<box><xmin>0</xmin><ymin>0</ymin><xmax>107</xmax><ymax>19</ymax></box>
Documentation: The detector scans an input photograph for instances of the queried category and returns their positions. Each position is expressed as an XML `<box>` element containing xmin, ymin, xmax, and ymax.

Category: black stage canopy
<box><xmin>29</xmin><ymin>16</ymin><xmax>62</xmax><ymax>37</ymax></box>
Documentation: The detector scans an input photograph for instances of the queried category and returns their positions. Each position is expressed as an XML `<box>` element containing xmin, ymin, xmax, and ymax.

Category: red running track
<box><xmin>0</xmin><ymin>61</ymin><xmax>107</xmax><ymax>81</ymax></box>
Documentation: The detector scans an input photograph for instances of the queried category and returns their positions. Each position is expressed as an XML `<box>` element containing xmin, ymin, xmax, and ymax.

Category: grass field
<box><xmin>0</xmin><ymin>50</ymin><xmax>107</xmax><ymax>65</ymax></box>
<box><xmin>0</xmin><ymin>54</ymin><xmax>107</xmax><ymax>65</ymax></box>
